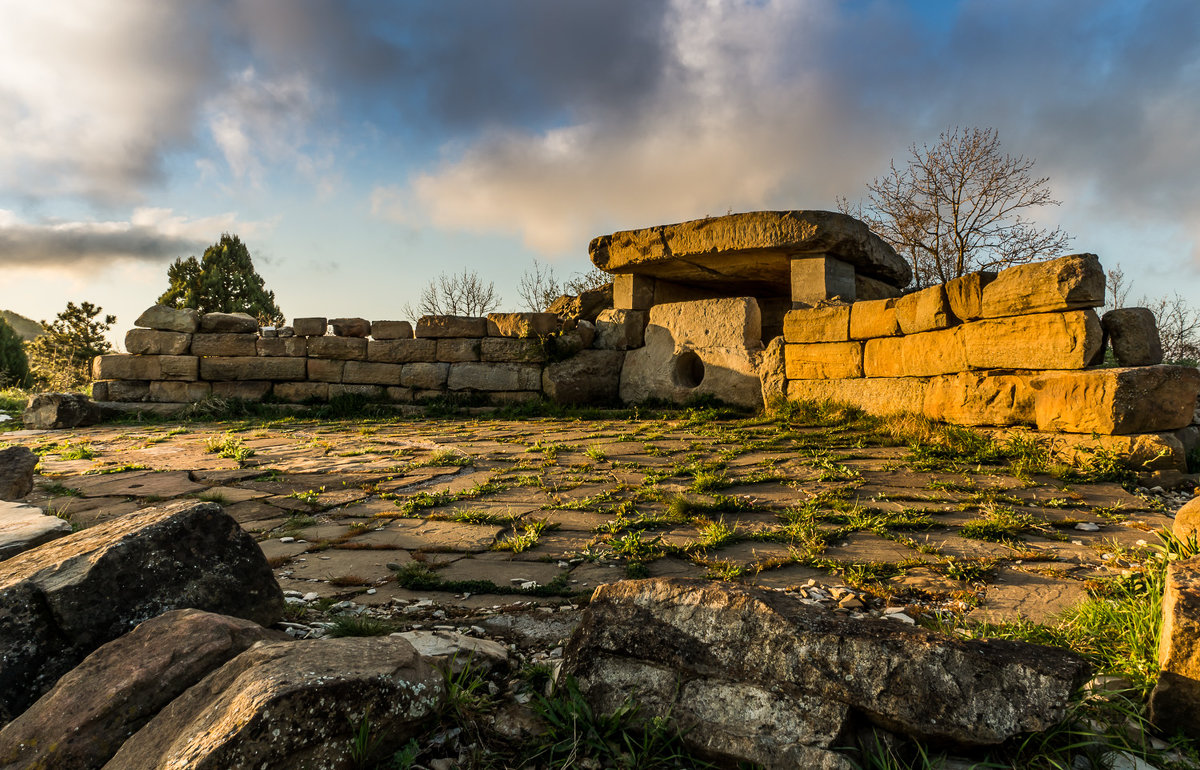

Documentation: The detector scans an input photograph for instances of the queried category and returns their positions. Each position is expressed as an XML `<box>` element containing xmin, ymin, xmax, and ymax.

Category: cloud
<box><xmin>0</xmin><ymin>208</ymin><xmax>260</xmax><ymax>268</ymax></box>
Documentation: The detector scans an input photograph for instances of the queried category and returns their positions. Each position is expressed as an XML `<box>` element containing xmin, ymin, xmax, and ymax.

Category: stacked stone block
<box><xmin>783</xmin><ymin>254</ymin><xmax>1200</xmax><ymax>445</ymax></box>
<box><xmin>93</xmin><ymin>309</ymin><xmax>612</xmax><ymax>406</ymax></box>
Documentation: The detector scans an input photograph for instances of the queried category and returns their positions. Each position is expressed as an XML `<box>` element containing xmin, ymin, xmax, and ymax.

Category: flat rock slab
<box><xmin>589</xmin><ymin>210</ymin><xmax>912</xmax><ymax>293</ymax></box>
<box><xmin>436</xmin><ymin>557</ymin><xmax>565</xmax><ymax>587</ymax></box>
<box><xmin>69</xmin><ymin>470</ymin><xmax>206</xmax><ymax>499</ymax></box>
<box><xmin>357</xmin><ymin>520</ymin><xmax>504</xmax><ymax>552</ymax></box>
<box><xmin>967</xmin><ymin>569</ymin><xmax>1089</xmax><ymax>624</ymax></box>
<box><xmin>0</xmin><ymin>501</ymin><xmax>72</xmax><ymax>560</ymax></box>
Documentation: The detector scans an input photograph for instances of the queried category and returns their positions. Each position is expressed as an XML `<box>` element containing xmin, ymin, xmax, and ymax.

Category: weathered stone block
<box><xmin>198</xmin><ymin>312</ymin><xmax>258</xmax><ymax>334</ymax></box>
<box><xmin>547</xmin><ymin>284</ymin><xmax>613</xmax><ymax>323</ymax></box>
<box><xmin>784</xmin><ymin>342</ymin><xmax>863</xmax><ymax>380</ymax></box>
<box><xmin>945</xmin><ymin>271</ymin><xmax>997</xmax><ymax>321</ymax></box>
<box><xmin>480</xmin><ymin>337</ymin><xmax>546</xmax><ymax>363</ymax></box>
<box><xmin>256</xmin><ymin>336</ymin><xmax>306</xmax><ymax>357</ymax></box>
<box><xmin>1102</xmin><ymin>307</ymin><xmax>1163</xmax><ymax>366</ymax></box>
<box><xmin>791</xmin><ymin>255</ymin><xmax>855</xmax><ymax>305</ymax></box>
<box><xmin>1033</xmin><ymin>366</ymin><xmax>1200</xmax><ymax>434</ymax></box>
<box><xmin>93</xmin><ymin>355</ymin><xmax>199</xmax><ymax>382</ymax></box>
<box><xmin>448</xmin><ymin>362</ymin><xmax>541</xmax><ymax>391</ymax></box>
<box><xmin>855</xmin><ymin>274</ymin><xmax>903</xmax><ymax>301</ymax></box>
<box><xmin>274</xmin><ymin>382</ymin><xmax>330</xmax><ymax>403</ymax></box>
<box><xmin>613</xmin><ymin>274</ymin><xmax>656</xmax><ymax>310</ymax></box>
<box><xmin>370</xmin><ymin>320</ymin><xmax>413</xmax><ymax>340</ymax></box>
<box><xmin>159</xmin><ymin>356</ymin><xmax>200</xmax><ymax>381</ymax></box>
<box><xmin>125</xmin><ymin>329</ymin><xmax>191</xmax><ymax>356</ymax></box>
<box><xmin>22</xmin><ymin>393</ymin><xmax>101</xmax><ymax>429</ymax></box>
<box><xmin>200</xmin><ymin>357</ymin><xmax>306</xmax><ymax>381</ymax></box>
<box><xmin>895</xmin><ymin>285</ymin><xmax>956</xmax><ymax>334</ymax></box>
<box><xmin>307</xmin><ymin>336</ymin><xmax>367</xmax><ymax>360</ymax></box>
<box><xmin>343</xmin><ymin>362</ymin><xmax>404</xmax><ymax>386</ymax></box>
<box><xmin>385</xmin><ymin>386</ymin><xmax>414</xmax><ymax>403</ymax></box>
<box><xmin>1151</xmin><ymin>556</ymin><xmax>1200</xmax><ymax>739</ymax></box>
<box><xmin>191</xmin><ymin>333</ymin><xmax>258</xmax><ymax>357</ymax></box>
<box><xmin>543</xmin><ymin>350</ymin><xmax>625</xmax><ymax>405</ymax></box>
<box><xmin>0</xmin><ymin>447</ymin><xmax>37</xmax><ymax>502</ymax></box>
<box><xmin>150</xmin><ymin>381</ymin><xmax>211</xmax><ymax>403</ymax></box>
<box><xmin>863</xmin><ymin>328</ymin><xmax>966</xmax><ymax>377</ymax></box>
<box><xmin>487</xmin><ymin>312</ymin><xmax>560</xmax><ymax>338</ymax></box>
<box><xmin>330</xmin><ymin>317</ymin><xmax>371</xmax><ymax>337</ymax></box>
<box><xmin>436</xmin><ymin>338</ymin><xmax>481</xmax><ymax>362</ymax></box>
<box><xmin>980</xmin><ymin>254</ymin><xmax>1105</xmax><ymax>318</ymax></box>
<box><xmin>134</xmin><ymin>305</ymin><xmax>199</xmax><ymax>334</ymax></box>
<box><xmin>595</xmin><ymin>309</ymin><xmax>648</xmax><ymax>350</ymax></box>
<box><xmin>923</xmin><ymin>371</ymin><xmax>1037</xmax><ymax>427</ymax></box>
<box><xmin>106</xmin><ymin>380</ymin><xmax>151</xmax><ymax>402</ymax></box>
<box><xmin>328</xmin><ymin>383</ymin><xmax>386</xmax><ymax>399</ymax></box>
<box><xmin>0</xmin><ymin>501</ymin><xmax>71</xmax><ymax>560</ymax></box>
<box><xmin>416</xmin><ymin>315</ymin><xmax>488</xmax><ymax>338</ymax></box>
<box><xmin>961</xmin><ymin>310</ymin><xmax>1103</xmax><ymax>370</ymax></box>
<box><xmin>306</xmin><ymin>359</ymin><xmax>344</xmax><ymax>383</ymax></box>
<box><xmin>401</xmin><ymin>362</ymin><xmax>450</xmax><ymax>389</ymax></box>
<box><xmin>368</xmin><ymin>339</ymin><xmax>437</xmax><ymax>363</ymax></box>
<box><xmin>759</xmin><ymin>337</ymin><xmax>787</xmax><ymax>407</ymax></box>
<box><xmin>212</xmin><ymin>381</ymin><xmax>273</xmax><ymax>400</ymax></box>
<box><xmin>849</xmin><ymin>298</ymin><xmax>900</xmax><ymax>339</ymax></box>
<box><xmin>292</xmin><ymin>317</ymin><xmax>327</xmax><ymax>337</ymax></box>
<box><xmin>783</xmin><ymin>305</ymin><xmax>850</xmax><ymax>343</ymax></box>
<box><xmin>619</xmin><ymin>298</ymin><xmax>764</xmax><ymax>408</ymax></box>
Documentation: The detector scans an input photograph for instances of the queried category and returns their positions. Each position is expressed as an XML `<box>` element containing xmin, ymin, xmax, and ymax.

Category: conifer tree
<box><xmin>158</xmin><ymin>234</ymin><xmax>284</xmax><ymax>324</ymax></box>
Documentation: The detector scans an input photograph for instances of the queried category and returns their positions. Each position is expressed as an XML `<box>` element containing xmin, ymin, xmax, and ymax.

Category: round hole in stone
<box><xmin>673</xmin><ymin>351</ymin><xmax>705</xmax><ymax>389</ymax></box>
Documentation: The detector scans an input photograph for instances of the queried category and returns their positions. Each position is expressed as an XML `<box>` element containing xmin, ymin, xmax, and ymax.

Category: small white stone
<box><xmin>302</xmin><ymin>592</ymin><xmax>320</xmax><ymax>602</ymax></box>
<box><xmin>279</xmin><ymin>536</ymin><xmax>295</xmax><ymax>543</ymax></box>
<box><xmin>1074</xmin><ymin>522</ymin><xmax>1100</xmax><ymax>532</ymax></box>
<box><xmin>366</xmin><ymin>588</ymin><xmax>377</xmax><ymax>595</ymax></box>
<box><xmin>886</xmin><ymin>612</ymin><xmax>916</xmax><ymax>625</ymax></box>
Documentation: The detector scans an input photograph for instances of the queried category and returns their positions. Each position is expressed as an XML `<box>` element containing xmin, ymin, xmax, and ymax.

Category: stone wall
<box><xmin>91</xmin><ymin>308</ymin><xmax>623</xmax><ymax>407</ymax></box>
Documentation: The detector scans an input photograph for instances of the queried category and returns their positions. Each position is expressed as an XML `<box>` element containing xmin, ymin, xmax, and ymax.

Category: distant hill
<box><xmin>0</xmin><ymin>310</ymin><xmax>44</xmax><ymax>340</ymax></box>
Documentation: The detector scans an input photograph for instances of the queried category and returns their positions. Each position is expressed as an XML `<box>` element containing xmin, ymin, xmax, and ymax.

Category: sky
<box><xmin>1</xmin><ymin>0</ymin><xmax>1198</xmax><ymax>347</ymax></box>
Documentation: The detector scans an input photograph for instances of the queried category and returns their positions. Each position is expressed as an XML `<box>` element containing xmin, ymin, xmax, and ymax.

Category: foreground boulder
<box><xmin>0</xmin><ymin>500</ymin><xmax>283</xmax><ymax>721</ymax></box>
<box><xmin>1151</xmin><ymin>555</ymin><xmax>1200</xmax><ymax>739</ymax></box>
<box><xmin>0</xmin><ymin>609</ymin><xmax>278</xmax><ymax>770</ymax></box>
<box><xmin>22</xmin><ymin>392</ymin><xmax>101</xmax><ymax>429</ymax></box>
<box><xmin>105</xmin><ymin>636</ymin><xmax>443</xmax><ymax>769</ymax></box>
<box><xmin>0</xmin><ymin>501</ymin><xmax>72</xmax><ymax>560</ymax></box>
<box><xmin>0</xmin><ymin>446</ymin><xmax>37</xmax><ymax>500</ymax></box>
<box><xmin>565</xmin><ymin>579</ymin><xmax>1089</xmax><ymax>769</ymax></box>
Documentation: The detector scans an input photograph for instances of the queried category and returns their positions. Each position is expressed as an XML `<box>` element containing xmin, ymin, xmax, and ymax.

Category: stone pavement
<box><xmin>3</xmin><ymin>411</ymin><xmax>1179</xmax><ymax>625</ymax></box>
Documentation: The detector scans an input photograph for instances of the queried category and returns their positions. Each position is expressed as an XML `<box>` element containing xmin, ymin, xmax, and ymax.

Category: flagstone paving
<box><xmin>4</xmin><ymin>410</ymin><xmax>1184</xmax><ymax>626</ymax></box>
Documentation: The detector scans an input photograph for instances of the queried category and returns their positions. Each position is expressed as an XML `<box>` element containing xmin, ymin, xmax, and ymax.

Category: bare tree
<box><xmin>1140</xmin><ymin>292</ymin><xmax>1200</xmax><ymax>364</ymax></box>
<box><xmin>845</xmin><ymin>127</ymin><xmax>1071</xmax><ymax>287</ymax></box>
<box><xmin>1102</xmin><ymin>264</ymin><xmax>1132</xmax><ymax>314</ymax></box>
<box><xmin>517</xmin><ymin>260</ymin><xmax>611</xmax><ymax>312</ymax></box>
<box><xmin>406</xmin><ymin>269</ymin><xmax>500</xmax><ymax>318</ymax></box>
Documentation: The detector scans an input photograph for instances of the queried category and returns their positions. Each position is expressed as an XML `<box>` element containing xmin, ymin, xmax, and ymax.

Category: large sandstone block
<box><xmin>590</xmin><ymin>210</ymin><xmax>912</xmax><ymax>293</ymax></box>
<box><xmin>863</xmin><ymin>328</ymin><xmax>966</xmax><ymax>377</ymax></box>
<box><xmin>791</xmin><ymin>255</ymin><xmax>856</xmax><ymax>304</ymax></box>
<box><xmin>759</xmin><ymin>337</ymin><xmax>787</xmax><ymax>407</ymax></box>
<box><xmin>1151</xmin><ymin>556</ymin><xmax>1200</xmax><ymax>739</ymax></box>
<box><xmin>255</xmin><ymin>336</ymin><xmax>306</xmax><ymax>357</ymax></box>
<box><xmin>330</xmin><ymin>317</ymin><xmax>371</xmax><ymax>337</ymax></box>
<box><xmin>0</xmin><ymin>447</ymin><xmax>37</xmax><ymax>501</ymax></box>
<box><xmin>401</xmin><ymin>362</ymin><xmax>449</xmax><ymax>389</ymax></box>
<box><xmin>328</xmin><ymin>383</ymin><xmax>384</xmax><ymax>400</ymax></box>
<box><xmin>923</xmin><ymin>371</ymin><xmax>1037</xmax><ymax>427</ymax></box>
<box><xmin>566</xmin><ymin>579</ymin><xmax>1087</xmax><ymax>768</ymax></box>
<box><xmin>0</xmin><ymin>609</ymin><xmax>276</xmax><ymax>770</ymax></box>
<box><xmin>105</xmin><ymin>637</ymin><xmax>443</xmax><ymax>770</ymax></box>
<box><xmin>436</xmin><ymin>338</ymin><xmax>482</xmax><ymax>362</ymax></box>
<box><xmin>190</xmin><ymin>333</ymin><xmax>257</xmax><ymax>357</ymax></box>
<box><xmin>0</xmin><ymin>500</ymin><xmax>282</xmax><ymax>722</ymax></box>
<box><xmin>613</xmin><ymin>273</ymin><xmax>655</xmax><ymax>310</ymax></box>
<box><xmin>93</xmin><ymin>355</ymin><xmax>198</xmax><ymax>382</ymax></box>
<box><xmin>849</xmin><ymin>298</ymin><xmax>900</xmax><ymax>340</ymax></box>
<box><xmin>487</xmin><ymin>312</ymin><xmax>559</xmax><ymax>338</ymax></box>
<box><xmin>343</xmin><ymin>361</ymin><xmax>404</xmax><ymax>386</ymax></box>
<box><xmin>370</xmin><ymin>320</ymin><xmax>413</xmax><ymax>340</ymax></box>
<box><xmin>784</xmin><ymin>342</ymin><xmax>863</xmax><ymax>380</ymax></box>
<box><xmin>786</xmin><ymin>377</ymin><xmax>930</xmax><ymax>415</ymax></box>
<box><xmin>945</xmin><ymin>271</ymin><xmax>997</xmax><ymax>321</ymax></box>
<box><xmin>989</xmin><ymin>428</ymin><xmax>1186</xmax><ymax>472</ymax></box>
<box><xmin>368</xmin><ymin>338</ymin><xmax>437</xmax><ymax>363</ymax></box>
<box><xmin>895</xmin><ymin>285</ymin><xmax>956</xmax><ymax>334</ymax></box>
<box><xmin>0</xmin><ymin>502</ymin><xmax>72</xmax><ymax>560</ymax></box>
<box><xmin>22</xmin><ymin>393</ymin><xmax>101</xmax><ymax>429</ymax></box>
<box><xmin>1032</xmin><ymin>366</ymin><xmax>1200</xmax><ymax>434</ymax></box>
<box><xmin>198</xmin><ymin>312</ymin><xmax>258</xmax><ymax>334</ymax></box>
<box><xmin>481</xmin><ymin>337</ymin><xmax>546</xmax><ymax>363</ymax></box>
<box><xmin>105</xmin><ymin>380</ymin><xmax>150</xmax><ymax>402</ymax></box>
<box><xmin>1102</xmin><ymin>307</ymin><xmax>1163</xmax><ymax>366</ymax></box>
<box><xmin>125</xmin><ymin>329</ymin><xmax>191</xmax><ymax>356</ymax></box>
<box><xmin>416</xmin><ymin>315</ymin><xmax>488</xmax><ymax>338</ymax></box>
<box><xmin>306</xmin><ymin>358</ymin><xmax>344</xmax><ymax>383</ymax></box>
<box><xmin>134</xmin><ymin>305</ymin><xmax>199</xmax><ymax>334</ymax></box>
<box><xmin>212</xmin><ymin>381</ymin><xmax>272</xmax><ymax>401</ymax></box>
<box><xmin>448</xmin><ymin>362</ymin><xmax>541</xmax><ymax>391</ymax></box>
<box><xmin>149</xmin><ymin>381</ymin><xmax>212</xmax><ymax>403</ymax></box>
<box><xmin>291</xmin><ymin>317</ymin><xmax>327</xmax><ymax>337</ymax></box>
<box><xmin>961</xmin><ymin>310</ymin><xmax>1102</xmax><ymax>370</ymax></box>
<box><xmin>619</xmin><ymin>298</ymin><xmax>764</xmax><ymax>409</ymax></box>
<box><xmin>547</xmin><ymin>283</ymin><xmax>613</xmax><ymax>323</ymax></box>
<box><xmin>542</xmin><ymin>350</ymin><xmax>625</xmax><ymax>405</ymax></box>
<box><xmin>595</xmin><ymin>309</ymin><xmax>648</xmax><ymax>350</ymax></box>
<box><xmin>980</xmin><ymin>254</ymin><xmax>1105</xmax><ymax>318</ymax></box>
<box><xmin>306</xmin><ymin>336</ymin><xmax>367</xmax><ymax>360</ymax></box>
<box><xmin>782</xmin><ymin>305</ymin><xmax>850</xmax><ymax>343</ymax></box>
<box><xmin>199</xmin><ymin>356</ymin><xmax>306</xmax><ymax>381</ymax></box>
<box><xmin>273</xmin><ymin>382</ymin><xmax>329</xmax><ymax>402</ymax></box>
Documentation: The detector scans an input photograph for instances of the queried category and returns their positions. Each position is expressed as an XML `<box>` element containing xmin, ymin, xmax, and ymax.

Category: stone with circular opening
<box><xmin>673</xmin><ymin>351</ymin><xmax>705</xmax><ymax>389</ymax></box>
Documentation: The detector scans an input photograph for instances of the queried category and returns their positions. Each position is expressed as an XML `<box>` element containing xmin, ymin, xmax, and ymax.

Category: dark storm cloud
<box><xmin>0</xmin><ymin>221</ymin><xmax>208</xmax><ymax>268</ymax></box>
